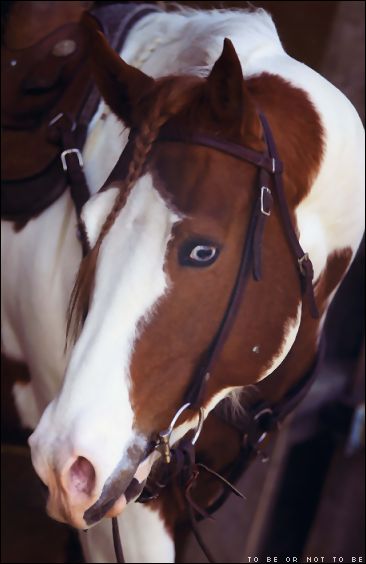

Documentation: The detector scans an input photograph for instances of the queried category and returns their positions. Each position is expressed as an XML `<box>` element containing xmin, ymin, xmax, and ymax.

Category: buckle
<box><xmin>61</xmin><ymin>148</ymin><xmax>84</xmax><ymax>172</ymax></box>
<box><xmin>260</xmin><ymin>186</ymin><xmax>272</xmax><ymax>216</ymax></box>
<box><xmin>298</xmin><ymin>253</ymin><xmax>310</xmax><ymax>276</ymax></box>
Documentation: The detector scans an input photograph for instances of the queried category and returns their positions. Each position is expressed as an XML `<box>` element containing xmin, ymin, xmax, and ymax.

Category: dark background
<box><xmin>1</xmin><ymin>2</ymin><xmax>364</xmax><ymax>563</ymax></box>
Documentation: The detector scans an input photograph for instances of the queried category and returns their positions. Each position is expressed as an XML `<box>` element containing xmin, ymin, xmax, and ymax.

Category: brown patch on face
<box><xmin>130</xmin><ymin>144</ymin><xmax>299</xmax><ymax>434</ymax></box>
<box><xmin>128</xmin><ymin>72</ymin><xmax>325</xmax><ymax>436</ymax></box>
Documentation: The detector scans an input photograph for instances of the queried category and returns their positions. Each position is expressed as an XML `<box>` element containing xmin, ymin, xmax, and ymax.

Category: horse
<box><xmin>1</xmin><ymin>3</ymin><xmax>364</xmax><ymax>563</ymax></box>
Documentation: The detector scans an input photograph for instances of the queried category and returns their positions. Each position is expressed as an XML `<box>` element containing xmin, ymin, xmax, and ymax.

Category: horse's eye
<box><xmin>179</xmin><ymin>241</ymin><xmax>220</xmax><ymax>267</ymax></box>
<box><xmin>190</xmin><ymin>245</ymin><xmax>217</xmax><ymax>262</ymax></box>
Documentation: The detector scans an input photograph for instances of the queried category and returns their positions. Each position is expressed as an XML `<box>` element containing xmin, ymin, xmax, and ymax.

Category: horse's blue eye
<box><xmin>179</xmin><ymin>241</ymin><xmax>220</xmax><ymax>267</ymax></box>
<box><xmin>190</xmin><ymin>245</ymin><xmax>217</xmax><ymax>262</ymax></box>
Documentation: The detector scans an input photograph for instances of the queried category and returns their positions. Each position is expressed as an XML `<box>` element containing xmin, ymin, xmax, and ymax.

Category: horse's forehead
<box><xmin>150</xmin><ymin>142</ymin><xmax>257</xmax><ymax>220</ymax></box>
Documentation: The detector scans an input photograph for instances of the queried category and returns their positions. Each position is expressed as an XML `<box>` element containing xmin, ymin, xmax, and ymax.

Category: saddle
<box><xmin>1</xmin><ymin>2</ymin><xmax>160</xmax><ymax>221</ymax></box>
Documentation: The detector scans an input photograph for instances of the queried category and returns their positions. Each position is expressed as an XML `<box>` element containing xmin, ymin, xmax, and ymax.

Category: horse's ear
<box><xmin>81</xmin><ymin>12</ymin><xmax>155</xmax><ymax>127</ymax></box>
<box><xmin>206</xmin><ymin>38</ymin><xmax>262</xmax><ymax>147</ymax></box>
<box><xmin>206</xmin><ymin>38</ymin><xmax>244</xmax><ymax>121</ymax></box>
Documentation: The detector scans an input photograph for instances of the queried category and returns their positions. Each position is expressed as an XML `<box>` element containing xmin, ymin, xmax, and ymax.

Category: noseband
<box><xmin>60</xmin><ymin>108</ymin><xmax>320</xmax><ymax>562</ymax></box>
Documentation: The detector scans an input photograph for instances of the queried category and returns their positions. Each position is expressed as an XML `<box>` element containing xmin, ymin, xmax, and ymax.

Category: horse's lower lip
<box><xmin>105</xmin><ymin>494</ymin><xmax>127</xmax><ymax>518</ymax></box>
<box><xmin>84</xmin><ymin>476</ymin><xmax>148</xmax><ymax>526</ymax></box>
<box><xmin>105</xmin><ymin>493</ymin><xmax>127</xmax><ymax>519</ymax></box>
<box><xmin>104</xmin><ymin>477</ymin><xmax>147</xmax><ymax>519</ymax></box>
<box><xmin>83</xmin><ymin>452</ymin><xmax>157</xmax><ymax>526</ymax></box>
<box><xmin>83</xmin><ymin>476</ymin><xmax>138</xmax><ymax>526</ymax></box>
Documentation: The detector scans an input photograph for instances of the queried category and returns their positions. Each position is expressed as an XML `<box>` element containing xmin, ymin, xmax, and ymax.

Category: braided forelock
<box><xmin>66</xmin><ymin>78</ymin><xmax>199</xmax><ymax>347</ymax></box>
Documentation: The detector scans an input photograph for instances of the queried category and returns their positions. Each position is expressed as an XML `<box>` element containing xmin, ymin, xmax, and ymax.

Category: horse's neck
<box><xmin>83</xmin><ymin>8</ymin><xmax>285</xmax><ymax>196</ymax></box>
<box><xmin>122</xmin><ymin>9</ymin><xmax>284</xmax><ymax>77</ymax></box>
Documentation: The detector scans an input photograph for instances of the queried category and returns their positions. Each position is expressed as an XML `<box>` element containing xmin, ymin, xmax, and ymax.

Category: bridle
<box><xmin>57</xmin><ymin>106</ymin><xmax>320</xmax><ymax>562</ymax></box>
<box><xmin>132</xmin><ymin>110</ymin><xmax>318</xmax><ymax>455</ymax></box>
<box><xmin>141</xmin><ymin>109</ymin><xmax>317</xmax><ymax>439</ymax></box>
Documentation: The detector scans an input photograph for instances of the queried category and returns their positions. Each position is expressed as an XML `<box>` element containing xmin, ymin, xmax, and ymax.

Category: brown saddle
<box><xmin>1</xmin><ymin>22</ymin><xmax>92</xmax><ymax>219</ymax></box>
<box><xmin>1</xmin><ymin>2</ymin><xmax>160</xmax><ymax>222</ymax></box>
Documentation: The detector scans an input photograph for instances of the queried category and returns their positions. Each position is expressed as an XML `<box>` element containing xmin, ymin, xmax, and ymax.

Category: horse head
<box><xmin>28</xmin><ymin>16</ymin><xmax>324</xmax><ymax>530</ymax></box>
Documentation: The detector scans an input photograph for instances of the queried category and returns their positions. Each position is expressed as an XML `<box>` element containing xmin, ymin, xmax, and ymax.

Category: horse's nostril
<box><xmin>68</xmin><ymin>456</ymin><xmax>96</xmax><ymax>497</ymax></box>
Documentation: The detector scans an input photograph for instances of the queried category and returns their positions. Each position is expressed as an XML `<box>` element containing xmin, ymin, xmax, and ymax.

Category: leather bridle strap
<box><xmin>160</xmin><ymin>131</ymin><xmax>279</xmax><ymax>173</ymax></box>
<box><xmin>258</xmin><ymin>112</ymin><xmax>319</xmax><ymax>319</ymax></box>
<box><xmin>48</xmin><ymin>112</ymin><xmax>91</xmax><ymax>257</ymax></box>
<box><xmin>182</xmin><ymin>188</ymin><xmax>266</xmax><ymax>406</ymax></box>
<box><xmin>159</xmin><ymin>116</ymin><xmax>318</xmax><ymax>317</ymax></box>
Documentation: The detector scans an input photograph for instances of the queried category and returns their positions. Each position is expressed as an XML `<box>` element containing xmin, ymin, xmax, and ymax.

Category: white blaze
<box><xmin>29</xmin><ymin>174</ymin><xmax>180</xmax><ymax>497</ymax></box>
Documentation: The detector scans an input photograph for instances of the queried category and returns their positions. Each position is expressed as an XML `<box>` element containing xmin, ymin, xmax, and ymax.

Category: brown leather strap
<box><xmin>182</xmin><ymin>189</ymin><xmax>264</xmax><ymax>406</ymax></box>
<box><xmin>252</xmin><ymin>167</ymin><xmax>273</xmax><ymax>280</ymax></box>
<box><xmin>47</xmin><ymin>112</ymin><xmax>91</xmax><ymax>256</ymax></box>
<box><xmin>158</xmin><ymin>127</ymin><xmax>281</xmax><ymax>174</ymax></box>
<box><xmin>258</xmin><ymin>112</ymin><xmax>319</xmax><ymax>318</ymax></box>
<box><xmin>139</xmin><ymin>438</ymin><xmax>245</xmax><ymax>563</ymax></box>
<box><xmin>185</xmin><ymin>461</ymin><xmax>246</xmax><ymax>564</ymax></box>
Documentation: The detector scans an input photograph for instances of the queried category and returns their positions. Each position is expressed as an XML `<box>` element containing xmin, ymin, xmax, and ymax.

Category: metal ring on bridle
<box><xmin>157</xmin><ymin>403</ymin><xmax>205</xmax><ymax>463</ymax></box>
